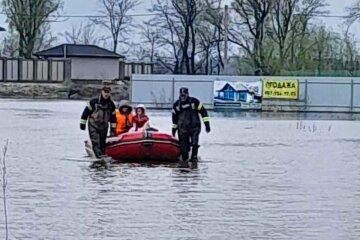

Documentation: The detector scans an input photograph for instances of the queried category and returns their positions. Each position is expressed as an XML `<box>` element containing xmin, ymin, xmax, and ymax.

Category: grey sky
<box><xmin>0</xmin><ymin>0</ymin><xmax>357</xmax><ymax>45</ymax></box>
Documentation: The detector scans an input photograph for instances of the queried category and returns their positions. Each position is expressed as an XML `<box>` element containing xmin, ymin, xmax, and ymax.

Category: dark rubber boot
<box><xmin>178</xmin><ymin>160</ymin><xmax>190</xmax><ymax>168</ymax></box>
<box><xmin>178</xmin><ymin>151</ymin><xmax>190</xmax><ymax>168</ymax></box>
<box><xmin>190</xmin><ymin>145</ymin><xmax>198</xmax><ymax>162</ymax></box>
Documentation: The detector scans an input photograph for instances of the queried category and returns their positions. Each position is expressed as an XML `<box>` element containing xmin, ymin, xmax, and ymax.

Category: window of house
<box><xmin>224</xmin><ymin>85</ymin><xmax>234</xmax><ymax>100</ymax></box>
<box><xmin>238</xmin><ymin>91</ymin><xmax>247</xmax><ymax>101</ymax></box>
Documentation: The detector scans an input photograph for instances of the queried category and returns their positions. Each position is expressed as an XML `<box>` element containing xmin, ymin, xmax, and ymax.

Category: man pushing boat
<box><xmin>172</xmin><ymin>87</ymin><xmax>211</xmax><ymax>165</ymax></box>
<box><xmin>80</xmin><ymin>84</ymin><xmax>116</xmax><ymax>159</ymax></box>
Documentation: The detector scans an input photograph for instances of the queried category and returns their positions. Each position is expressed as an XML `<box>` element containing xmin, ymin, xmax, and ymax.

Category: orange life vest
<box><xmin>115</xmin><ymin>110</ymin><xmax>134</xmax><ymax>135</ymax></box>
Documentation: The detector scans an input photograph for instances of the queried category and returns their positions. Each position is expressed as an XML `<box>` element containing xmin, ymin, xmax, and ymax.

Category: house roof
<box><xmin>216</xmin><ymin>82</ymin><xmax>248</xmax><ymax>92</ymax></box>
<box><xmin>34</xmin><ymin>44</ymin><xmax>124</xmax><ymax>59</ymax></box>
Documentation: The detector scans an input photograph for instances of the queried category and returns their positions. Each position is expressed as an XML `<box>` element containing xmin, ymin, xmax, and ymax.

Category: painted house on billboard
<box><xmin>215</xmin><ymin>82</ymin><xmax>260</xmax><ymax>103</ymax></box>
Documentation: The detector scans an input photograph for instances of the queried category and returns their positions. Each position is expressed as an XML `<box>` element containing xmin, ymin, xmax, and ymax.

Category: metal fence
<box><xmin>0</xmin><ymin>58</ymin><xmax>66</xmax><ymax>82</ymax></box>
<box><xmin>131</xmin><ymin>74</ymin><xmax>360</xmax><ymax>113</ymax></box>
<box><xmin>130</xmin><ymin>75</ymin><xmax>260</xmax><ymax>109</ymax></box>
<box><xmin>0</xmin><ymin>58</ymin><xmax>153</xmax><ymax>82</ymax></box>
<box><xmin>124</xmin><ymin>63</ymin><xmax>153</xmax><ymax>79</ymax></box>
<box><xmin>262</xmin><ymin>77</ymin><xmax>360</xmax><ymax>113</ymax></box>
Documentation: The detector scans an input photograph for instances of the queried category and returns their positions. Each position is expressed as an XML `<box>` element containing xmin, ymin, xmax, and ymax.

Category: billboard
<box><xmin>213</xmin><ymin>80</ymin><xmax>262</xmax><ymax>109</ymax></box>
<box><xmin>262</xmin><ymin>79</ymin><xmax>299</xmax><ymax>100</ymax></box>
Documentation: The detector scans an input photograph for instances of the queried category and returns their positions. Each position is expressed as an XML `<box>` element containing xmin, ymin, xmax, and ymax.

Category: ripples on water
<box><xmin>0</xmin><ymin>99</ymin><xmax>359</xmax><ymax>240</ymax></box>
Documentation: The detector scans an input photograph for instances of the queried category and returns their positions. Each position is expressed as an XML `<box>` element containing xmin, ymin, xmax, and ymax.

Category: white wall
<box><xmin>71</xmin><ymin>57</ymin><xmax>119</xmax><ymax>80</ymax></box>
<box><xmin>131</xmin><ymin>75</ymin><xmax>217</xmax><ymax>109</ymax></box>
<box><xmin>131</xmin><ymin>75</ymin><xmax>264</xmax><ymax>109</ymax></box>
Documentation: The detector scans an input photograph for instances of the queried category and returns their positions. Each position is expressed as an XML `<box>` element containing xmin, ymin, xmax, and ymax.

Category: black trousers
<box><xmin>88</xmin><ymin>125</ymin><xmax>108</xmax><ymax>158</ymax></box>
<box><xmin>178</xmin><ymin>130</ymin><xmax>199</xmax><ymax>161</ymax></box>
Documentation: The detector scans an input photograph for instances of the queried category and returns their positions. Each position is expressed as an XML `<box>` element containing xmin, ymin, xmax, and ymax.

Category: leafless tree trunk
<box><xmin>92</xmin><ymin>0</ymin><xmax>140</xmax><ymax>53</ymax></box>
<box><xmin>203</xmin><ymin>0</ymin><xmax>224</xmax><ymax>74</ymax></box>
<box><xmin>231</xmin><ymin>0</ymin><xmax>274</xmax><ymax>75</ymax></box>
<box><xmin>139</xmin><ymin>22</ymin><xmax>160</xmax><ymax>63</ymax></box>
<box><xmin>268</xmin><ymin>0</ymin><xmax>298</xmax><ymax>68</ymax></box>
<box><xmin>150</xmin><ymin>0</ymin><xmax>204</xmax><ymax>74</ymax></box>
<box><xmin>172</xmin><ymin>0</ymin><xmax>198</xmax><ymax>74</ymax></box>
<box><xmin>149</xmin><ymin>0</ymin><xmax>184</xmax><ymax>74</ymax></box>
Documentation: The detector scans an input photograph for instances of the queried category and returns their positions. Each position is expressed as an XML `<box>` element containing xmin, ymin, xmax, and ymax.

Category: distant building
<box><xmin>34</xmin><ymin>44</ymin><xmax>125</xmax><ymax>81</ymax></box>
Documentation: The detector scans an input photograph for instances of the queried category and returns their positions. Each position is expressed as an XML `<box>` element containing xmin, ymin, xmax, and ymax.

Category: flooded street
<box><xmin>0</xmin><ymin>99</ymin><xmax>360</xmax><ymax>239</ymax></box>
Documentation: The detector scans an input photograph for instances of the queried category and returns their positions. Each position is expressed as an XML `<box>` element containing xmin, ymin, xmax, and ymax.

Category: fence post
<box><xmin>129</xmin><ymin>75</ymin><xmax>132</xmax><ymax>103</ymax></box>
<box><xmin>141</xmin><ymin>63</ymin><xmax>145</xmax><ymax>74</ymax></box>
<box><xmin>3</xmin><ymin>59</ymin><xmax>7</xmax><ymax>82</ymax></box>
<box><xmin>18</xmin><ymin>58</ymin><xmax>22</xmax><ymax>81</ymax></box>
<box><xmin>350</xmin><ymin>79</ymin><xmax>354</xmax><ymax>112</ymax></box>
<box><xmin>172</xmin><ymin>77</ymin><xmax>175</xmax><ymax>105</ymax></box>
<box><xmin>304</xmin><ymin>79</ymin><xmax>308</xmax><ymax>110</ymax></box>
<box><xmin>119</xmin><ymin>61</ymin><xmax>125</xmax><ymax>80</ymax></box>
<box><xmin>65</xmin><ymin>59</ymin><xmax>71</xmax><ymax>82</ymax></box>
<box><xmin>48</xmin><ymin>59</ymin><xmax>52</xmax><ymax>81</ymax></box>
<box><xmin>34</xmin><ymin>59</ymin><xmax>38</xmax><ymax>81</ymax></box>
<box><xmin>0</xmin><ymin>58</ymin><xmax>4</xmax><ymax>82</ymax></box>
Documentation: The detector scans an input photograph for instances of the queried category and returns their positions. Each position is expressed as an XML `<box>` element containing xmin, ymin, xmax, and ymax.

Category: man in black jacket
<box><xmin>172</xmin><ymin>87</ymin><xmax>211</xmax><ymax>163</ymax></box>
<box><xmin>80</xmin><ymin>85</ymin><xmax>116</xmax><ymax>159</ymax></box>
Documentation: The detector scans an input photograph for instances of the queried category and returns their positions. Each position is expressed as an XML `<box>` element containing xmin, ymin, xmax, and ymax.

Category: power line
<box><xmin>0</xmin><ymin>12</ymin><xmax>162</xmax><ymax>18</ymax></box>
<box><xmin>0</xmin><ymin>12</ymin><xmax>354</xmax><ymax>19</ymax></box>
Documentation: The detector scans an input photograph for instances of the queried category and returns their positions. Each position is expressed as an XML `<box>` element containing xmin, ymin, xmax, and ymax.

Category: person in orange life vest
<box><xmin>133</xmin><ymin>104</ymin><xmax>149</xmax><ymax>131</ymax></box>
<box><xmin>114</xmin><ymin>100</ymin><xmax>134</xmax><ymax>135</ymax></box>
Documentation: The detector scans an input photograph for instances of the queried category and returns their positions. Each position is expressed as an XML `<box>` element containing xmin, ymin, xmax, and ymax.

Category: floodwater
<box><xmin>0</xmin><ymin>99</ymin><xmax>360</xmax><ymax>240</ymax></box>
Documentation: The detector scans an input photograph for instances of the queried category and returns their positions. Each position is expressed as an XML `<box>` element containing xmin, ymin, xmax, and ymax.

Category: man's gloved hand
<box><xmin>80</xmin><ymin>123</ymin><xmax>86</xmax><ymax>131</ymax></box>
<box><xmin>172</xmin><ymin>128</ymin><xmax>177</xmax><ymax>137</ymax></box>
<box><xmin>205</xmin><ymin>122</ymin><xmax>211</xmax><ymax>133</ymax></box>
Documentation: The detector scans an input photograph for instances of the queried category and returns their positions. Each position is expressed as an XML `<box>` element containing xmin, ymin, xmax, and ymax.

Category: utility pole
<box><xmin>223</xmin><ymin>4</ymin><xmax>229</xmax><ymax>75</ymax></box>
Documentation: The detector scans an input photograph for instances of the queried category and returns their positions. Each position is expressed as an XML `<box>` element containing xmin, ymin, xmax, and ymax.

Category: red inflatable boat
<box><xmin>85</xmin><ymin>130</ymin><xmax>181</xmax><ymax>162</ymax></box>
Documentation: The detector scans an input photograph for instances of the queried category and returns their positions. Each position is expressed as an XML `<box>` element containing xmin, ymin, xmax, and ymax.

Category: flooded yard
<box><xmin>0</xmin><ymin>99</ymin><xmax>359</xmax><ymax>239</ymax></box>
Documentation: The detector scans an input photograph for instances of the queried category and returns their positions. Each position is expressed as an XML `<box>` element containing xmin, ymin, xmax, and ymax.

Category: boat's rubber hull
<box><xmin>105</xmin><ymin>131</ymin><xmax>181</xmax><ymax>162</ymax></box>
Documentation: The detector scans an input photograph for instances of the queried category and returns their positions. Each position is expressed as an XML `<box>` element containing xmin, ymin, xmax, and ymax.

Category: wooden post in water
<box><xmin>1</xmin><ymin>140</ymin><xmax>9</xmax><ymax>240</ymax></box>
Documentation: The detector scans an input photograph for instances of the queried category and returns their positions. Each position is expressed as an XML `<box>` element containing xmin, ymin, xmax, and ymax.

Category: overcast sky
<box><xmin>0</xmin><ymin>0</ymin><xmax>357</xmax><ymax>46</ymax></box>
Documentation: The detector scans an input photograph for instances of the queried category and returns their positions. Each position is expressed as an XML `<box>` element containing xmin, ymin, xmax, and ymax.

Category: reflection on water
<box><xmin>212</xmin><ymin>109</ymin><xmax>360</xmax><ymax>121</ymax></box>
<box><xmin>0</xmin><ymin>99</ymin><xmax>359</xmax><ymax>240</ymax></box>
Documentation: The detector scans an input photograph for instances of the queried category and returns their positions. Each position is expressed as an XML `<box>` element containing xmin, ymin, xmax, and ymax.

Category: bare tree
<box><xmin>149</xmin><ymin>0</ymin><xmax>207</xmax><ymax>74</ymax></box>
<box><xmin>231</xmin><ymin>0</ymin><xmax>274</xmax><ymax>75</ymax></box>
<box><xmin>172</xmin><ymin>0</ymin><xmax>205</xmax><ymax>74</ymax></box>
<box><xmin>289</xmin><ymin>0</ymin><xmax>328</xmax><ymax>66</ymax></box>
<box><xmin>312</xmin><ymin>25</ymin><xmax>331</xmax><ymax>74</ymax></box>
<box><xmin>2</xmin><ymin>23</ymin><xmax>56</xmax><ymax>56</ymax></box>
<box><xmin>2</xmin><ymin>0</ymin><xmax>62</xmax><ymax>58</ymax></box>
<box><xmin>345</xmin><ymin>0</ymin><xmax>360</xmax><ymax>37</ymax></box>
<box><xmin>201</xmin><ymin>0</ymin><xmax>225</xmax><ymax>74</ymax></box>
<box><xmin>34</xmin><ymin>22</ymin><xmax>58</xmax><ymax>52</ymax></box>
<box><xmin>149</xmin><ymin>0</ymin><xmax>184</xmax><ymax>74</ymax></box>
<box><xmin>2</xmin><ymin>30</ymin><xmax>19</xmax><ymax>57</ymax></box>
<box><xmin>268</xmin><ymin>0</ymin><xmax>298</xmax><ymax>68</ymax></box>
<box><xmin>340</xmin><ymin>32</ymin><xmax>359</xmax><ymax>74</ymax></box>
<box><xmin>60</xmin><ymin>22</ymin><xmax>109</xmax><ymax>45</ymax></box>
<box><xmin>139</xmin><ymin>22</ymin><xmax>159</xmax><ymax>63</ymax></box>
<box><xmin>92</xmin><ymin>0</ymin><xmax>140</xmax><ymax>53</ymax></box>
